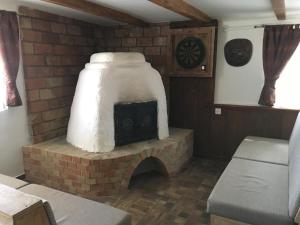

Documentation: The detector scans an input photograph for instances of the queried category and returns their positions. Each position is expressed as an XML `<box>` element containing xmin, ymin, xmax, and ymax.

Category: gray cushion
<box><xmin>20</xmin><ymin>184</ymin><xmax>131</xmax><ymax>225</ymax></box>
<box><xmin>0</xmin><ymin>174</ymin><xmax>28</xmax><ymax>189</ymax></box>
<box><xmin>207</xmin><ymin>158</ymin><xmax>293</xmax><ymax>225</ymax></box>
<box><xmin>289</xmin><ymin>112</ymin><xmax>300</xmax><ymax>218</ymax></box>
<box><xmin>233</xmin><ymin>136</ymin><xmax>289</xmax><ymax>165</ymax></box>
<box><xmin>289</xmin><ymin>112</ymin><xmax>300</xmax><ymax>162</ymax></box>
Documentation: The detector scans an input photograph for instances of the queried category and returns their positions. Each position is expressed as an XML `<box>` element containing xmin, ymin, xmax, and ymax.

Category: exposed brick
<box><xmin>82</xmin><ymin>26</ymin><xmax>95</xmax><ymax>37</ymax></box>
<box><xmin>51</xmin><ymin>22</ymin><xmax>66</xmax><ymax>34</ymax></box>
<box><xmin>106</xmin><ymin>38</ymin><xmax>121</xmax><ymax>48</ymax></box>
<box><xmin>25</xmin><ymin>67</ymin><xmax>53</xmax><ymax>78</ymax></box>
<box><xmin>22</xmin><ymin>30</ymin><xmax>42</xmax><ymax>42</ymax></box>
<box><xmin>30</xmin><ymin>113</ymin><xmax>43</xmax><ymax>125</ymax></box>
<box><xmin>46</xmin><ymin>56</ymin><xmax>87</xmax><ymax>66</ymax></box>
<box><xmin>23</xmin><ymin>129</ymin><xmax>193</xmax><ymax>197</ymax></box>
<box><xmin>45</xmin><ymin>56</ymin><xmax>65</xmax><ymax>65</ymax></box>
<box><xmin>42</xmin><ymin>107</ymin><xmax>69</xmax><ymax>121</ymax></box>
<box><xmin>28</xmin><ymin>90</ymin><xmax>40</xmax><ymax>101</ymax></box>
<box><xmin>77</xmin><ymin>46</ymin><xmax>94</xmax><ymax>56</ymax></box>
<box><xmin>23</xmin><ymin>55</ymin><xmax>45</xmax><ymax>66</ymax></box>
<box><xmin>67</xmin><ymin>25</ymin><xmax>81</xmax><ymax>35</ymax></box>
<box><xmin>53</xmin><ymin>45</ymin><xmax>76</xmax><ymax>55</ymax></box>
<box><xmin>19</xmin><ymin>17</ymin><xmax>32</xmax><ymax>29</ymax></box>
<box><xmin>59</xmin><ymin>35</ymin><xmax>75</xmax><ymax>45</ymax></box>
<box><xmin>40</xmin><ymin>86</ymin><xmax>74</xmax><ymax>100</ymax></box>
<box><xmin>87</xmin><ymin>38</ymin><xmax>96</xmax><ymax>46</ymax></box>
<box><xmin>94</xmin><ymin>28</ymin><xmax>104</xmax><ymax>38</ymax></box>
<box><xmin>153</xmin><ymin>37</ymin><xmax>167</xmax><ymax>46</ymax></box>
<box><xmin>115</xmin><ymin>28</ymin><xmax>129</xmax><ymax>38</ymax></box>
<box><xmin>161</xmin><ymin>46</ymin><xmax>168</xmax><ymax>55</ymax></box>
<box><xmin>22</xmin><ymin>42</ymin><xmax>34</xmax><ymax>54</ymax></box>
<box><xmin>19</xmin><ymin>7</ymin><xmax>116</xmax><ymax>143</ymax></box>
<box><xmin>41</xmin><ymin>33</ymin><xmax>60</xmax><ymax>44</ymax></box>
<box><xmin>137</xmin><ymin>37</ymin><xmax>152</xmax><ymax>46</ymax></box>
<box><xmin>160</xmin><ymin>25</ymin><xmax>170</xmax><ymax>35</ymax></box>
<box><xmin>31</xmin><ymin>19</ymin><xmax>51</xmax><ymax>32</ymax></box>
<box><xmin>144</xmin><ymin>26</ymin><xmax>160</xmax><ymax>37</ymax></box>
<box><xmin>115</xmin><ymin>48</ymin><xmax>128</xmax><ymax>52</ymax></box>
<box><xmin>144</xmin><ymin>47</ymin><xmax>160</xmax><ymax>55</ymax></box>
<box><xmin>29</xmin><ymin>101</ymin><xmax>49</xmax><ymax>113</ymax></box>
<box><xmin>25</xmin><ymin>78</ymin><xmax>47</xmax><ymax>90</ymax></box>
<box><xmin>73</xmin><ymin>36</ymin><xmax>88</xmax><ymax>46</ymax></box>
<box><xmin>122</xmin><ymin>38</ymin><xmax>136</xmax><ymax>47</ymax></box>
<box><xmin>34</xmin><ymin>43</ymin><xmax>53</xmax><ymax>54</ymax></box>
<box><xmin>129</xmin><ymin>47</ymin><xmax>143</xmax><ymax>53</ymax></box>
<box><xmin>68</xmin><ymin>66</ymin><xmax>82</xmax><ymax>75</ymax></box>
<box><xmin>39</xmin><ymin>89</ymin><xmax>55</xmax><ymax>100</ymax></box>
<box><xmin>45</xmin><ymin>77</ymin><xmax>64</xmax><ymax>88</ymax></box>
<box><xmin>47</xmin><ymin>96</ymin><xmax>73</xmax><ymax>109</ymax></box>
<box><xmin>32</xmin><ymin>118</ymin><xmax>68</xmax><ymax>135</ymax></box>
<box><xmin>53</xmin><ymin>67</ymin><xmax>68</xmax><ymax>76</ymax></box>
<box><xmin>129</xmin><ymin>27</ymin><xmax>143</xmax><ymax>37</ymax></box>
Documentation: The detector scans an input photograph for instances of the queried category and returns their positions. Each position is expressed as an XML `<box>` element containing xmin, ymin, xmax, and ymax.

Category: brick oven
<box><xmin>67</xmin><ymin>52</ymin><xmax>169</xmax><ymax>152</ymax></box>
<box><xmin>23</xmin><ymin>53</ymin><xmax>193</xmax><ymax>198</ymax></box>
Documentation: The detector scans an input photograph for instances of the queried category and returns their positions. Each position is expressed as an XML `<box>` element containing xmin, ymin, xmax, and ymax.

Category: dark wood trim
<box><xmin>214</xmin><ymin>104</ymin><xmax>300</xmax><ymax>112</ymax></box>
<box><xmin>271</xmin><ymin>0</ymin><xmax>286</xmax><ymax>20</ymax></box>
<box><xmin>148</xmin><ymin>0</ymin><xmax>211</xmax><ymax>22</ymax></box>
<box><xmin>42</xmin><ymin>0</ymin><xmax>148</xmax><ymax>26</ymax></box>
<box><xmin>210</xmin><ymin>104</ymin><xmax>298</xmax><ymax>160</ymax></box>
<box><xmin>169</xmin><ymin>19</ymin><xmax>218</xmax><ymax>29</ymax></box>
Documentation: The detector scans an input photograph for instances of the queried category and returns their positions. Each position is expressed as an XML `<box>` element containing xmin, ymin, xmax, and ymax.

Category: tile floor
<box><xmin>97</xmin><ymin>158</ymin><xmax>226</xmax><ymax>225</ymax></box>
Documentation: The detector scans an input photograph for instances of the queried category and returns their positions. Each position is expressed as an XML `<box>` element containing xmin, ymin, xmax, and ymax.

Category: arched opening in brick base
<box><xmin>128</xmin><ymin>157</ymin><xmax>169</xmax><ymax>189</ymax></box>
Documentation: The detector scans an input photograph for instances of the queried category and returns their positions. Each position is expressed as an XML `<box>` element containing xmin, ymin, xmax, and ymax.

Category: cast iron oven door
<box><xmin>114</xmin><ymin>101</ymin><xmax>158</xmax><ymax>146</ymax></box>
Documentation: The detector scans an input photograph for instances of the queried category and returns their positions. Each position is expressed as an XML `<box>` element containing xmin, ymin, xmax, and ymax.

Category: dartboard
<box><xmin>175</xmin><ymin>37</ymin><xmax>205</xmax><ymax>69</ymax></box>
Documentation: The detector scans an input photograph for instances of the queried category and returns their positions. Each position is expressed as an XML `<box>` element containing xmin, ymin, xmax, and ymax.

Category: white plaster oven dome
<box><xmin>90</xmin><ymin>52</ymin><xmax>145</xmax><ymax>64</ymax></box>
<box><xmin>67</xmin><ymin>52</ymin><xmax>169</xmax><ymax>153</ymax></box>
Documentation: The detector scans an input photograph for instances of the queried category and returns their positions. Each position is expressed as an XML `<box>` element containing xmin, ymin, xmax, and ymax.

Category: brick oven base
<box><xmin>23</xmin><ymin>128</ymin><xmax>193</xmax><ymax>199</ymax></box>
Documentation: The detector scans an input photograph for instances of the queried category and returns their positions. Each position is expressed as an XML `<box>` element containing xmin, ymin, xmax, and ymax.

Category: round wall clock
<box><xmin>224</xmin><ymin>38</ymin><xmax>253</xmax><ymax>67</ymax></box>
<box><xmin>175</xmin><ymin>37</ymin><xmax>206</xmax><ymax>69</ymax></box>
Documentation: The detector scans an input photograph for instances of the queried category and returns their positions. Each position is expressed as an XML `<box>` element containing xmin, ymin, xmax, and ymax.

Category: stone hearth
<box><xmin>23</xmin><ymin>128</ymin><xmax>193</xmax><ymax>199</ymax></box>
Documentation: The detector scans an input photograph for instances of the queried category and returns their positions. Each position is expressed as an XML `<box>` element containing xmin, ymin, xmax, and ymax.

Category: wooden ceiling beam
<box><xmin>42</xmin><ymin>0</ymin><xmax>148</xmax><ymax>26</ymax></box>
<box><xmin>271</xmin><ymin>0</ymin><xmax>286</xmax><ymax>20</ymax></box>
<box><xmin>148</xmin><ymin>0</ymin><xmax>211</xmax><ymax>22</ymax></box>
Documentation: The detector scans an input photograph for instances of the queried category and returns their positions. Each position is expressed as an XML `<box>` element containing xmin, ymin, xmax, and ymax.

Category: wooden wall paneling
<box><xmin>169</xmin><ymin>23</ymin><xmax>218</xmax><ymax>157</ymax></box>
<box><xmin>210</xmin><ymin>105</ymin><xmax>299</xmax><ymax>160</ymax></box>
<box><xmin>169</xmin><ymin>77</ymin><xmax>215</xmax><ymax>156</ymax></box>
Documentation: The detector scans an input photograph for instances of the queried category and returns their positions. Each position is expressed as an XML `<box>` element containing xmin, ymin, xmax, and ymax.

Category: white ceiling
<box><xmin>17</xmin><ymin>0</ymin><xmax>300</xmax><ymax>26</ymax></box>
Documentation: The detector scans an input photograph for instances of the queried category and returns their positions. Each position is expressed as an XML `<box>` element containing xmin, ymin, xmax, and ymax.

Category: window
<box><xmin>275</xmin><ymin>43</ymin><xmax>300</xmax><ymax>109</ymax></box>
<box><xmin>0</xmin><ymin>55</ymin><xmax>7</xmax><ymax>112</ymax></box>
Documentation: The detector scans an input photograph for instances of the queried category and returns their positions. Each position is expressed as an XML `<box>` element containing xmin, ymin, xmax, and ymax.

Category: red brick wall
<box><xmin>98</xmin><ymin>25</ymin><xmax>170</xmax><ymax>102</ymax></box>
<box><xmin>19</xmin><ymin>7</ymin><xmax>104</xmax><ymax>143</ymax></box>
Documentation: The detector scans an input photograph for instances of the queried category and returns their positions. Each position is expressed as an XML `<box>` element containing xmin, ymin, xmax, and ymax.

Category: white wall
<box><xmin>214</xmin><ymin>26</ymin><xmax>265</xmax><ymax>105</ymax></box>
<box><xmin>214</xmin><ymin>19</ymin><xmax>300</xmax><ymax>105</ymax></box>
<box><xmin>0</xmin><ymin>0</ymin><xmax>31</xmax><ymax>177</ymax></box>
